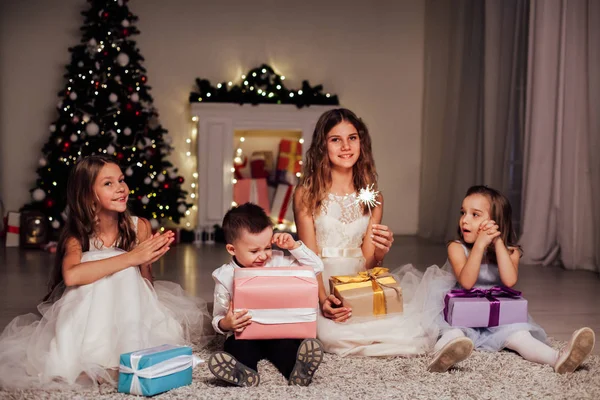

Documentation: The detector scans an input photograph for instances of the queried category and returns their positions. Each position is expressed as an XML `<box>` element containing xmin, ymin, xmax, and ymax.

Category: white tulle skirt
<box><xmin>0</xmin><ymin>248</ymin><xmax>209</xmax><ymax>390</ymax></box>
<box><xmin>317</xmin><ymin>256</ymin><xmax>456</xmax><ymax>357</ymax></box>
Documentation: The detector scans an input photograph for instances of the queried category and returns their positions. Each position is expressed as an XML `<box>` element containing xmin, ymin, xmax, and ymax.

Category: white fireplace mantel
<box><xmin>191</xmin><ymin>103</ymin><xmax>337</xmax><ymax>229</ymax></box>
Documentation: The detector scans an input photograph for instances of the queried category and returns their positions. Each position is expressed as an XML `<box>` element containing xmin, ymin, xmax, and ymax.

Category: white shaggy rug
<box><xmin>1</xmin><ymin>336</ymin><xmax>599</xmax><ymax>400</ymax></box>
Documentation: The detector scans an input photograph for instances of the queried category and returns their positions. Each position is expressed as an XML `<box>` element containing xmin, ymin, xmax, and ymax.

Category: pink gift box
<box><xmin>233</xmin><ymin>178</ymin><xmax>270</xmax><ymax>214</ymax></box>
<box><xmin>233</xmin><ymin>267</ymin><xmax>318</xmax><ymax>340</ymax></box>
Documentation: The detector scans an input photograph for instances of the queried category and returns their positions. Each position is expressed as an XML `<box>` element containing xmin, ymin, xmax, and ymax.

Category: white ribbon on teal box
<box><xmin>118</xmin><ymin>344</ymin><xmax>203</xmax><ymax>396</ymax></box>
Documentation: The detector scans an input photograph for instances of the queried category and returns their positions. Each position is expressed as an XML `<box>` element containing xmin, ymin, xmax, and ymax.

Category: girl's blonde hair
<box><xmin>298</xmin><ymin>108</ymin><xmax>377</xmax><ymax>215</ymax></box>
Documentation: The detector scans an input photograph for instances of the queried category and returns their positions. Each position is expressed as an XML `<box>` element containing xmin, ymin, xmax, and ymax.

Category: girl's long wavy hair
<box><xmin>44</xmin><ymin>155</ymin><xmax>136</xmax><ymax>301</ymax></box>
<box><xmin>298</xmin><ymin>108</ymin><xmax>378</xmax><ymax>216</ymax></box>
<box><xmin>456</xmin><ymin>185</ymin><xmax>522</xmax><ymax>262</ymax></box>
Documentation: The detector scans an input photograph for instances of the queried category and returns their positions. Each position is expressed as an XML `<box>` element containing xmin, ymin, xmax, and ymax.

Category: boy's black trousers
<box><xmin>224</xmin><ymin>335</ymin><xmax>302</xmax><ymax>379</ymax></box>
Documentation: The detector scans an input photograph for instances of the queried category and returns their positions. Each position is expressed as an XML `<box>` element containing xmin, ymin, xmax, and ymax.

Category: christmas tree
<box><xmin>27</xmin><ymin>0</ymin><xmax>189</xmax><ymax>233</ymax></box>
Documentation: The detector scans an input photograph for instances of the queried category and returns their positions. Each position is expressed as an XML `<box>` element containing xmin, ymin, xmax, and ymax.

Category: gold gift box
<box><xmin>329</xmin><ymin>267</ymin><xmax>403</xmax><ymax>317</ymax></box>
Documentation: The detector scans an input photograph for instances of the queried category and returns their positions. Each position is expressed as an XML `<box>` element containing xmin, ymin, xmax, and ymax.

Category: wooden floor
<box><xmin>1</xmin><ymin>236</ymin><xmax>599</xmax><ymax>354</ymax></box>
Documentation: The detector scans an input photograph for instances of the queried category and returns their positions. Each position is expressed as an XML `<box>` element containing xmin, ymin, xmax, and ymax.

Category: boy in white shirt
<box><xmin>208</xmin><ymin>203</ymin><xmax>324</xmax><ymax>387</ymax></box>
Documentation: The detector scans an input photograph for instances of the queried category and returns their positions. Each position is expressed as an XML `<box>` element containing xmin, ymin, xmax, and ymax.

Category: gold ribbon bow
<box><xmin>332</xmin><ymin>267</ymin><xmax>394</xmax><ymax>316</ymax></box>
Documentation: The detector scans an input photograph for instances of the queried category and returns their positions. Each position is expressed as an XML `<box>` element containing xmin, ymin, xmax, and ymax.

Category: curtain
<box><xmin>519</xmin><ymin>0</ymin><xmax>600</xmax><ymax>272</ymax></box>
<box><xmin>419</xmin><ymin>0</ymin><xmax>528</xmax><ymax>242</ymax></box>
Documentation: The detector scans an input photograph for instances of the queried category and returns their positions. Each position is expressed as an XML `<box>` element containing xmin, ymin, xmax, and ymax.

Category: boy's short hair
<box><xmin>222</xmin><ymin>203</ymin><xmax>273</xmax><ymax>244</ymax></box>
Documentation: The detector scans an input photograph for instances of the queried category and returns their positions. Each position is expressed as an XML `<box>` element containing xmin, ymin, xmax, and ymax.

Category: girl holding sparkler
<box><xmin>294</xmin><ymin>108</ymin><xmax>453</xmax><ymax>356</ymax></box>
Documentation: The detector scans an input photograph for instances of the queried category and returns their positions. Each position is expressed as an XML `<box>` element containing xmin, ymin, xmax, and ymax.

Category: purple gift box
<box><xmin>443</xmin><ymin>286</ymin><xmax>528</xmax><ymax>328</ymax></box>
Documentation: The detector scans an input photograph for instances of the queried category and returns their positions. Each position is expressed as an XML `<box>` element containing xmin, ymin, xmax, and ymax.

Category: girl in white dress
<box><xmin>294</xmin><ymin>108</ymin><xmax>453</xmax><ymax>357</ymax></box>
<box><xmin>0</xmin><ymin>155</ymin><xmax>208</xmax><ymax>389</ymax></box>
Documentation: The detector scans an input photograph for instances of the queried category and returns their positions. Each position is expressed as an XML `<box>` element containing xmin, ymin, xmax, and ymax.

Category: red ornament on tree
<box><xmin>123</xmin><ymin>28</ymin><xmax>129</xmax><ymax>36</ymax></box>
<box><xmin>116</xmin><ymin>152</ymin><xmax>124</xmax><ymax>160</ymax></box>
<box><xmin>103</xmin><ymin>12</ymin><xmax>109</xmax><ymax>18</ymax></box>
<box><xmin>135</xmin><ymin>111</ymin><xmax>141</xmax><ymax>116</ymax></box>
<box><xmin>45</xmin><ymin>199</ymin><xmax>54</xmax><ymax>208</ymax></box>
<box><xmin>164</xmin><ymin>183</ymin><xmax>170</xmax><ymax>189</ymax></box>
<box><xmin>140</xmin><ymin>75</ymin><xmax>147</xmax><ymax>83</ymax></box>
<box><xmin>126</xmin><ymin>103</ymin><xmax>133</xmax><ymax>111</ymax></box>
<box><xmin>178</xmin><ymin>177</ymin><xmax>184</xmax><ymax>184</ymax></box>
<box><xmin>127</xmin><ymin>86</ymin><xmax>134</xmax><ymax>93</ymax></box>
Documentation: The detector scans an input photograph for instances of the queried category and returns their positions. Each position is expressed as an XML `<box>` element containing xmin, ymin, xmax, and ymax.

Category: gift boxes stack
<box><xmin>229</xmin><ymin>266</ymin><xmax>529</xmax><ymax>338</ymax></box>
<box><xmin>232</xmin><ymin>138</ymin><xmax>302</xmax><ymax>229</ymax></box>
<box><xmin>2</xmin><ymin>210</ymin><xmax>58</xmax><ymax>251</ymax></box>
<box><xmin>230</xmin><ymin>266</ymin><xmax>405</xmax><ymax>341</ymax></box>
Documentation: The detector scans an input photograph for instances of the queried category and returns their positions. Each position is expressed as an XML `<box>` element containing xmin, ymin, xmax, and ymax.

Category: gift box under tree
<box><xmin>5</xmin><ymin>212</ymin><xmax>20</xmax><ymax>247</ymax></box>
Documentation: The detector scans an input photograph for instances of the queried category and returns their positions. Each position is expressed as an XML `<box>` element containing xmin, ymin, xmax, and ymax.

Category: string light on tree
<box><xmin>24</xmin><ymin>0</ymin><xmax>190</xmax><ymax>232</ymax></box>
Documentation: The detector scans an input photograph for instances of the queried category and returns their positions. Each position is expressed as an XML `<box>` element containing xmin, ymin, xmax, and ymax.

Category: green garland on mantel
<box><xmin>189</xmin><ymin>64</ymin><xmax>339</xmax><ymax>108</ymax></box>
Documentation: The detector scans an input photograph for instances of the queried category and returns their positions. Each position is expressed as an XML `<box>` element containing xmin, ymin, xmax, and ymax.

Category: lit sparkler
<box><xmin>356</xmin><ymin>184</ymin><xmax>381</xmax><ymax>215</ymax></box>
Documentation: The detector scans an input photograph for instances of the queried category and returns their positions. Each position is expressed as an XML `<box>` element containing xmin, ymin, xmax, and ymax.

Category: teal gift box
<box><xmin>118</xmin><ymin>344</ymin><xmax>200</xmax><ymax>396</ymax></box>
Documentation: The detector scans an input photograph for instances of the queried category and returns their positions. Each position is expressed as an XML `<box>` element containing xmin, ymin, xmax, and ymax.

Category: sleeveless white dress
<box><xmin>314</xmin><ymin>193</ymin><xmax>454</xmax><ymax>357</ymax></box>
<box><xmin>0</xmin><ymin>217</ymin><xmax>208</xmax><ymax>389</ymax></box>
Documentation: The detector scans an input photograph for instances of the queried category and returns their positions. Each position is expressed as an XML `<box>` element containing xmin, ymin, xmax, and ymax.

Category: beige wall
<box><xmin>0</xmin><ymin>0</ymin><xmax>424</xmax><ymax>234</ymax></box>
